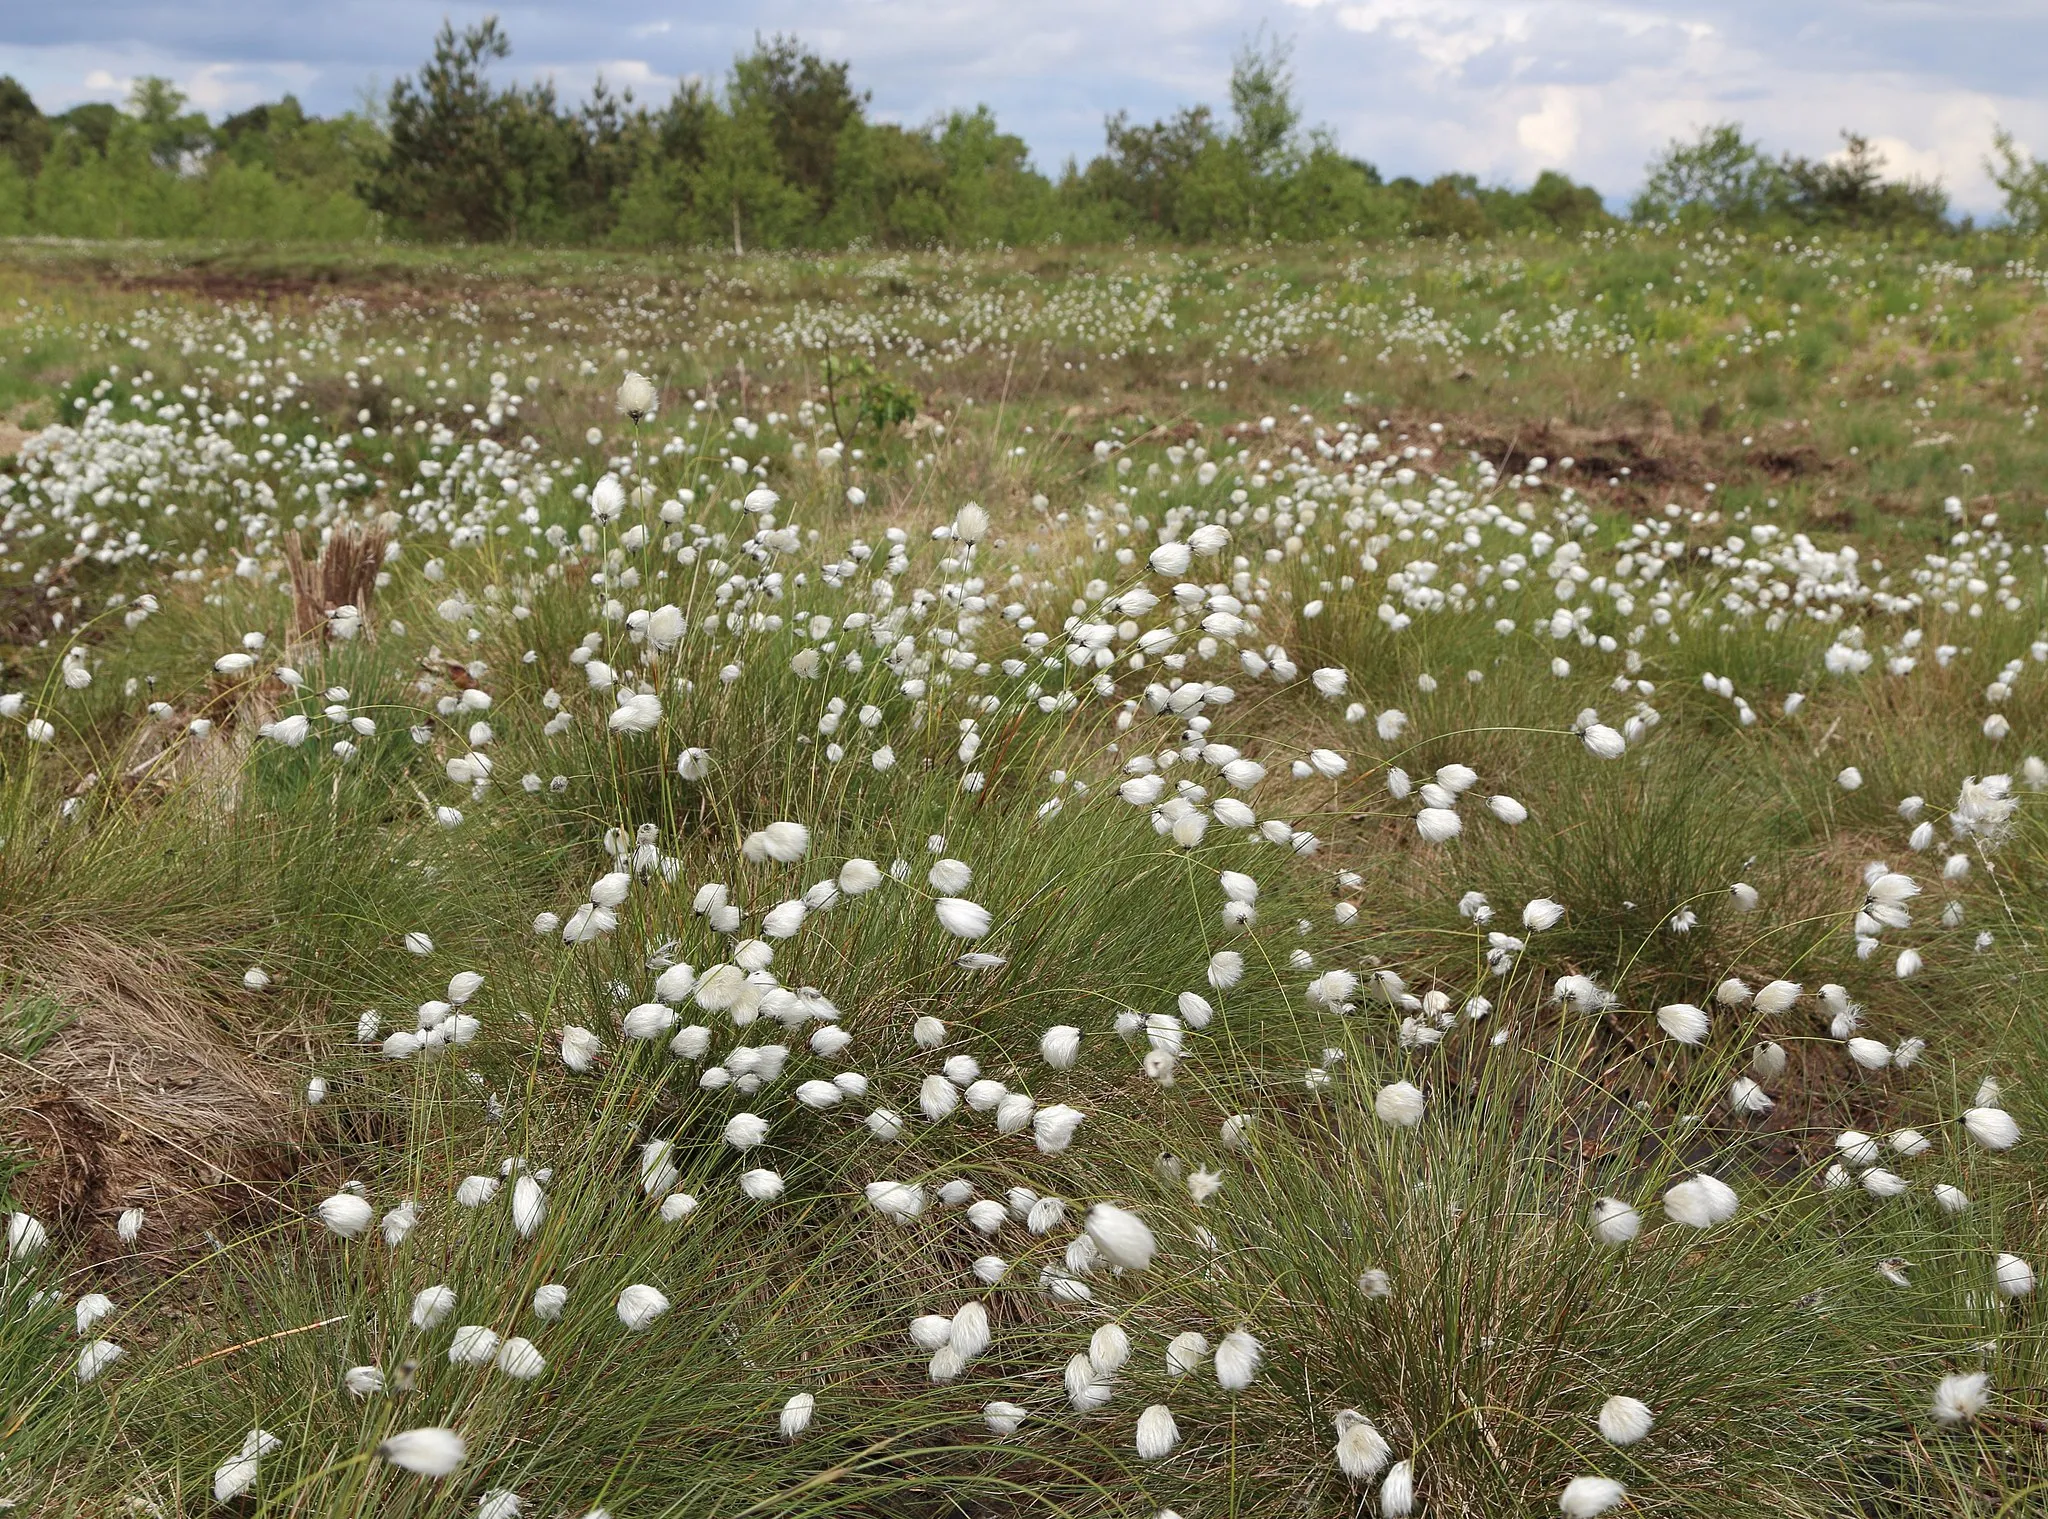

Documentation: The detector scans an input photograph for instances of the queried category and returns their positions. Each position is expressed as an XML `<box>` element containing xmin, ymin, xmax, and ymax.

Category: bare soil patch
<box><xmin>1363</xmin><ymin>410</ymin><xmax>1838</xmax><ymax>508</ymax></box>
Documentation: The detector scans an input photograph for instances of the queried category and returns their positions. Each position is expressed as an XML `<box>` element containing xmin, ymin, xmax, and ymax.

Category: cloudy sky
<box><xmin>2</xmin><ymin>1</ymin><xmax>2041</xmax><ymax>215</ymax></box>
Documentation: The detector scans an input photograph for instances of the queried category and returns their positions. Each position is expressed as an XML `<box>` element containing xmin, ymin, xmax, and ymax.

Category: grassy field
<box><xmin>0</xmin><ymin>226</ymin><xmax>2044</xmax><ymax>1518</ymax></box>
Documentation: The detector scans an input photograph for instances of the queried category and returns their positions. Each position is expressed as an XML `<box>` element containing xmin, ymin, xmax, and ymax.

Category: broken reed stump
<box><xmin>283</xmin><ymin>521</ymin><xmax>388</xmax><ymax>647</ymax></box>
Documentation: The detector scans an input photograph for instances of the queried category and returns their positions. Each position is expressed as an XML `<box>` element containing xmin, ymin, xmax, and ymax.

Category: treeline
<box><xmin>0</xmin><ymin>76</ymin><xmax>378</xmax><ymax>239</ymax></box>
<box><xmin>1634</xmin><ymin>123</ymin><xmax>1955</xmax><ymax>230</ymax></box>
<box><xmin>0</xmin><ymin>22</ymin><xmax>1602</xmax><ymax>247</ymax></box>
<box><xmin>0</xmin><ymin>18</ymin><xmax>2041</xmax><ymax>248</ymax></box>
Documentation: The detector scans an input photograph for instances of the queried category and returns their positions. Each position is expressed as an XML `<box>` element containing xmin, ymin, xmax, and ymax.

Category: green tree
<box><xmin>195</xmin><ymin>155</ymin><xmax>376</xmax><ymax>240</ymax></box>
<box><xmin>607</xmin><ymin>80</ymin><xmax>718</xmax><ymax>248</ymax></box>
<box><xmin>609</xmin><ymin>150</ymin><xmax>689</xmax><ymax>247</ymax></box>
<box><xmin>126</xmin><ymin>77</ymin><xmax>210</xmax><ymax>171</ymax></box>
<box><xmin>1074</xmin><ymin>105</ymin><xmax>1222</xmax><ymax>235</ymax></box>
<box><xmin>0</xmin><ymin>157</ymin><xmax>27</xmax><ymax>234</ymax></box>
<box><xmin>53</xmin><ymin>103</ymin><xmax>120</xmax><ymax>158</ymax></box>
<box><xmin>1632</xmin><ymin>123</ymin><xmax>1786</xmax><ymax>224</ymax></box>
<box><xmin>1526</xmin><ymin>169</ymin><xmax>1606</xmax><ymax>231</ymax></box>
<box><xmin>1408</xmin><ymin>173</ymin><xmax>1487</xmax><ymax>237</ymax></box>
<box><xmin>731</xmin><ymin>36</ymin><xmax>864</xmax><ymax>220</ymax></box>
<box><xmin>215</xmin><ymin>96</ymin><xmax>299</xmax><ymax>166</ymax></box>
<box><xmin>823</xmin><ymin>118</ymin><xmax>946</xmax><ymax>246</ymax></box>
<box><xmin>613</xmin><ymin>42</ymin><xmax>865</xmax><ymax>251</ymax></box>
<box><xmin>493</xmin><ymin>78</ymin><xmax>583</xmax><ymax>242</ymax></box>
<box><xmin>1269</xmin><ymin>135</ymin><xmax>1393</xmax><ymax>239</ymax></box>
<box><xmin>1988</xmin><ymin>127</ymin><xmax>2048</xmax><ymax>233</ymax></box>
<box><xmin>930</xmin><ymin>108</ymin><xmax>1055</xmax><ymax>244</ymax></box>
<box><xmin>1063</xmin><ymin>31</ymin><xmax>1399</xmax><ymax>242</ymax></box>
<box><xmin>32</xmin><ymin>114</ymin><xmax>201</xmax><ymax>236</ymax></box>
<box><xmin>368</xmin><ymin>17</ymin><xmax>520</xmax><ymax>240</ymax></box>
<box><xmin>687</xmin><ymin>94</ymin><xmax>808</xmax><ymax>252</ymax></box>
<box><xmin>566</xmin><ymin>77</ymin><xmax>652</xmax><ymax>237</ymax></box>
<box><xmin>1228</xmin><ymin>30</ymin><xmax>1300</xmax><ymax>180</ymax></box>
<box><xmin>0</xmin><ymin>77</ymin><xmax>50</xmax><ymax>178</ymax></box>
<box><xmin>1781</xmin><ymin>132</ymin><xmax>1947</xmax><ymax>229</ymax></box>
<box><xmin>213</xmin><ymin>95</ymin><xmax>383</xmax><ymax>212</ymax></box>
<box><xmin>1224</xmin><ymin>32</ymin><xmax>1305</xmax><ymax>237</ymax></box>
<box><xmin>655</xmin><ymin>78</ymin><xmax>716</xmax><ymax>165</ymax></box>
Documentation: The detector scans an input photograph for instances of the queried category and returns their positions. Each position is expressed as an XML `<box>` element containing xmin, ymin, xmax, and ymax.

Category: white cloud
<box><xmin>183</xmin><ymin>64</ymin><xmax>244</xmax><ymax>113</ymax></box>
<box><xmin>1849</xmin><ymin>135</ymin><xmax>1944</xmax><ymax>183</ymax></box>
<box><xmin>180</xmin><ymin>61</ymin><xmax>318</xmax><ymax>115</ymax></box>
<box><xmin>1329</xmin><ymin>1</ymin><xmax>1535</xmax><ymax>77</ymax></box>
<box><xmin>1516</xmin><ymin>86</ymin><xmax>1580</xmax><ymax>164</ymax></box>
<box><xmin>528</xmin><ymin>57</ymin><xmax>677</xmax><ymax>103</ymax></box>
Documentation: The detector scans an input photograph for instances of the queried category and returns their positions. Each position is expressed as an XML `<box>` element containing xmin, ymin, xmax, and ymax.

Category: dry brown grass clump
<box><xmin>0</xmin><ymin>925</ymin><xmax>297</xmax><ymax>1251</ymax></box>
<box><xmin>282</xmin><ymin>520</ymin><xmax>389</xmax><ymax>648</ymax></box>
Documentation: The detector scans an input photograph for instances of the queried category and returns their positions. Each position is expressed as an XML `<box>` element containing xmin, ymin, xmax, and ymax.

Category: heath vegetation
<box><xmin>0</xmin><ymin>210</ymin><xmax>2044</xmax><ymax>1519</ymax></box>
